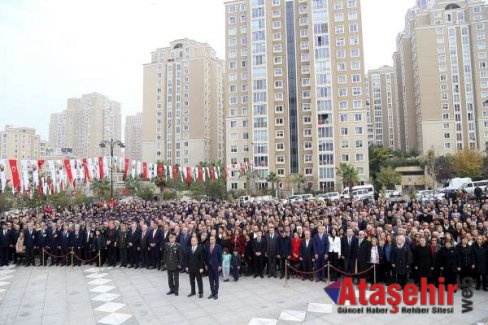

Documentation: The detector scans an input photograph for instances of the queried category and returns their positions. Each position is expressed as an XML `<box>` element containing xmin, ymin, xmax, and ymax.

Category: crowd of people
<box><xmin>0</xmin><ymin>192</ymin><xmax>487</xmax><ymax>299</ymax></box>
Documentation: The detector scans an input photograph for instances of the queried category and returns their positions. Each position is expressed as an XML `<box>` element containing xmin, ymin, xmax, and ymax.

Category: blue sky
<box><xmin>0</xmin><ymin>0</ymin><xmax>414</xmax><ymax>140</ymax></box>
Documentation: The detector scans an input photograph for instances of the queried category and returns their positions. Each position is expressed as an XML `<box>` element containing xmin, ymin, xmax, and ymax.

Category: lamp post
<box><xmin>99</xmin><ymin>139</ymin><xmax>125</xmax><ymax>199</ymax></box>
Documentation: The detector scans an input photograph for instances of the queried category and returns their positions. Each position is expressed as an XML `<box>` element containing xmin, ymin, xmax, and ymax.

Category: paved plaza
<box><xmin>0</xmin><ymin>265</ymin><xmax>486</xmax><ymax>325</ymax></box>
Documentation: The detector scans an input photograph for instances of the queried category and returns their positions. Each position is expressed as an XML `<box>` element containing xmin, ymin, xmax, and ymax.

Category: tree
<box><xmin>376</xmin><ymin>166</ymin><xmax>401</xmax><ymax>190</ymax></box>
<box><xmin>291</xmin><ymin>174</ymin><xmax>305</xmax><ymax>194</ymax></box>
<box><xmin>369</xmin><ymin>145</ymin><xmax>393</xmax><ymax>181</ymax></box>
<box><xmin>266</xmin><ymin>172</ymin><xmax>279</xmax><ymax>192</ymax></box>
<box><xmin>0</xmin><ymin>188</ymin><xmax>15</xmax><ymax>213</ymax></box>
<box><xmin>452</xmin><ymin>149</ymin><xmax>483</xmax><ymax>179</ymax></box>
<box><xmin>90</xmin><ymin>179</ymin><xmax>111</xmax><ymax>201</ymax></box>
<box><xmin>434</xmin><ymin>155</ymin><xmax>454</xmax><ymax>184</ymax></box>
<box><xmin>336</xmin><ymin>163</ymin><xmax>360</xmax><ymax>189</ymax></box>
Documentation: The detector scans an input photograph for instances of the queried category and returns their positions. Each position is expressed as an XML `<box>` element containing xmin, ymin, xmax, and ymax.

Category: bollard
<box><xmin>98</xmin><ymin>250</ymin><xmax>101</xmax><ymax>271</ymax></box>
<box><xmin>42</xmin><ymin>249</ymin><xmax>44</xmax><ymax>268</ymax></box>
<box><xmin>327</xmin><ymin>261</ymin><xmax>331</xmax><ymax>283</ymax></box>
<box><xmin>71</xmin><ymin>248</ymin><xmax>74</xmax><ymax>270</ymax></box>
<box><xmin>284</xmin><ymin>260</ymin><xmax>289</xmax><ymax>288</ymax></box>
<box><xmin>373</xmin><ymin>264</ymin><xmax>376</xmax><ymax>284</ymax></box>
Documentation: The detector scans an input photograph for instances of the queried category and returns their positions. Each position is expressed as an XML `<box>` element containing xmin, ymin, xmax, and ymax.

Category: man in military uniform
<box><xmin>164</xmin><ymin>233</ymin><xmax>183</xmax><ymax>296</ymax></box>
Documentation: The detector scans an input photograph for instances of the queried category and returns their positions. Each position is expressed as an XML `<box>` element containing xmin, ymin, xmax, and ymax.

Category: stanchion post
<box><xmin>42</xmin><ymin>248</ymin><xmax>44</xmax><ymax>268</ymax></box>
<box><xmin>284</xmin><ymin>260</ymin><xmax>289</xmax><ymax>288</ymax></box>
<box><xmin>71</xmin><ymin>248</ymin><xmax>74</xmax><ymax>269</ymax></box>
<box><xmin>327</xmin><ymin>261</ymin><xmax>331</xmax><ymax>283</ymax></box>
<box><xmin>373</xmin><ymin>264</ymin><xmax>376</xmax><ymax>284</ymax></box>
<box><xmin>98</xmin><ymin>250</ymin><xmax>101</xmax><ymax>271</ymax></box>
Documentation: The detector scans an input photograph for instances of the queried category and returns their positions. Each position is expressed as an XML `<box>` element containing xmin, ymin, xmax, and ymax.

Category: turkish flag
<box><xmin>38</xmin><ymin>159</ymin><xmax>45</xmax><ymax>171</ymax></box>
<box><xmin>64</xmin><ymin>160</ymin><xmax>74</xmax><ymax>187</ymax></box>
<box><xmin>172</xmin><ymin>165</ymin><xmax>179</xmax><ymax>181</ymax></box>
<box><xmin>186</xmin><ymin>166</ymin><xmax>192</xmax><ymax>185</ymax></box>
<box><xmin>198</xmin><ymin>166</ymin><xmax>204</xmax><ymax>183</ymax></box>
<box><xmin>209</xmin><ymin>166</ymin><xmax>216</xmax><ymax>181</ymax></box>
<box><xmin>157</xmin><ymin>163</ymin><xmax>164</xmax><ymax>179</ymax></box>
<box><xmin>142</xmin><ymin>162</ymin><xmax>148</xmax><ymax>180</ymax></box>
<box><xmin>98</xmin><ymin>157</ymin><xmax>104</xmax><ymax>179</ymax></box>
<box><xmin>8</xmin><ymin>160</ymin><xmax>20</xmax><ymax>192</ymax></box>
<box><xmin>82</xmin><ymin>158</ymin><xmax>90</xmax><ymax>182</ymax></box>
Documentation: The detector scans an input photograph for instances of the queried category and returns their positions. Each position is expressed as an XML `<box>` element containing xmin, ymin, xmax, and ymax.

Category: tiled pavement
<box><xmin>0</xmin><ymin>265</ymin><xmax>486</xmax><ymax>325</ymax></box>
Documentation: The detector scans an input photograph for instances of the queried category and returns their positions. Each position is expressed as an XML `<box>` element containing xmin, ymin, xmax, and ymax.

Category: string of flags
<box><xmin>0</xmin><ymin>158</ymin><xmax>253</xmax><ymax>196</ymax></box>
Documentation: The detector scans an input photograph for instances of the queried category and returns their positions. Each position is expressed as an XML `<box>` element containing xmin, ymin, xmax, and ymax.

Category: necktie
<box><xmin>211</xmin><ymin>245</ymin><xmax>214</xmax><ymax>253</ymax></box>
<box><xmin>348</xmin><ymin>237</ymin><xmax>351</xmax><ymax>245</ymax></box>
<box><xmin>192</xmin><ymin>246</ymin><xmax>196</xmax><ymax>253</ymax></box>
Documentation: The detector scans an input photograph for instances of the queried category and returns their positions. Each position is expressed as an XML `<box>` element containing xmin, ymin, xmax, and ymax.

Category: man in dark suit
<box><xmin>186</xmin><ymin>236</ymin><xmax>205</xmax><ymax>298</ymax></box>
<box><xmin>160</xmin><ymin>223</ymin><xmax>170</xmax><ymax>271</ymax></box>
<box><xmin>117</xmin><ymin>223</ymin><xmax>129</xmax><ymax>267</ymax></box>
<box><xmin>139</xmin><ymin>224</ymin><xmax>149</xmax><ymax>268</ymax></box>
<box><xmin>252</xmin><ymin>230</ymin><xmax>266</xmax><ymax>278</ymax></box>
<box><xmin>164</xmin><ymin>233</ymin><xmax>183</xmax><ymax>296</ymax></box>
<box><xmin>300</xmin><ymin>230</ymin><xmax>315</xmax><ymax>281</ymax></box>
<box><xmin>60</xmin><ymin>225</ymin><xmax>72</xmax><ymax>266</ymax></box>
<box><xmin>312</xmin><ymin>226</ymin><xmax>329</xmax><ymax>282</ymax></box>
<box><xmin>72</xmin><ymin>225</ymin><xmax>84</xmax><ymax>266</ymax></box>
<box><xmin>148</xmin><ymin>222</ymin><xmax>162</xmax><ymax>269</ymax></box>
<box><xmin>178</xmin><ymin>227</ymin><xmax>191</xmax><ymax>273</ymax></box>
<box><xmin>0</xmin><ymin>222</ymin><xmax>11</xmax><ymax>266</ymax></box>
<box><xmin>357</xmin><ymin>230</ymin><xmax>371</xmax><ymax>283</ymax></box>
<box><xmin>105</xmin><ymin>222</ymin><xmax>118</xmax><ymax>267</ymax></box>
<box><xmin>205</xmin><ymin>235</ymin><xmax>222</xmax><ymax>300</ymax></box>
<box><xmin>24</xmin><ymin>222</ymin><xmax>37</xmax><ymax>266</ymax></box>
<box><xmin>341</xmin><ymin>228</ymin><xmax>358</xmax><ymax>275</ymax></box>
<box><xmin>127</xmin><ymin>222</ymin><xmax>140</xmax><ymax>268</ymax></box>
<box><xmin>265</xmin><ymin>226</ymin><xmax>279</xmax><ymax>278</ymax></box>
<box><xmin>82</xmin><ymin>227</ymin><xmax>92</xmax><ymax>264</ymax></box>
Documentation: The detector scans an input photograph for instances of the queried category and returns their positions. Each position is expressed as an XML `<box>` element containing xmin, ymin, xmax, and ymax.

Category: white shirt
<box><xmin>328</xmin><ymin>236</ymin><xmax>341</xmax><ymax>256</ymax></box>
<box><xmin>370</xmin><ymin>246</ymin><xmax>379</xmax><ymax>264</ymax></box>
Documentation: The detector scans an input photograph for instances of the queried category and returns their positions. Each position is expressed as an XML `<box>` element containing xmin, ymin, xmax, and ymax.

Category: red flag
<box><xmin>172</xmin><ymin>165</ymin><xmax>179</xmax><ymax>181</ymax></box>
<box><xmin>82</xmin><ymin>158</ymin><xmax>90</xmax><ymax>182</ymax></box>
<box><xmin>198</xmin><ymin>166</ymin><xmax>204</xmax><ymax>183</ymax></box>
<box><xmin>98</xmin><ymin>157</ymin><xmax>104</xmax><ymax>179</ymax></box>
<box><xmin>186</xmin><ymin>166</ymin><xmax>192</xmax><ymax>185</ymax></box>
<box><xmin>124</xmin><ymin>159</ymin><xmax>130</xmax><ymax>179</ymax></box>
<box><xmin>157</xmin><ymin>163</ymin><xmax>164</xmax><ymax>179</ymax></box>
<box><xmin>142</xmin><ymin>162</ymin><xmax>148</xmax><ymax>180</ymax></box>
<box><xmin>8</xmin><ymin>160</ymin><xmax>20</xmax><ymax>192</ymax></box>
<box><xmin>209</xmin><ymin>166</ymin><xmax>216</xmax><ymax>181</ymax></box>
<box><xmin>38</xmin><ymin>160</ymin><xmax>45</xmax><ymax>171</ymax></box>
<box><xmin>63</xmin><ymin>160</ymin><xmax>74</xmax><ymax>187</ymax></box>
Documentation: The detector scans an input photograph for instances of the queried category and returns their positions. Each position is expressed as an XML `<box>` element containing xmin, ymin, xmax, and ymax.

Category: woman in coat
<box><xmin>413</xmin><ymin>237</ymin><xmax>433</xmax><ymax>285</ymax></box>
<box><xmin>456</xmin><ymin>236</ymin><xmax>474</xmax><ymax>282</ymax></box>
<box><xmin>472</xmin><ymin>235</ymin><xmax>488</xmax><ymax>291</ymax></box>
<box><xmin>290</xmin><ymin>231</ymin><xmax>302</xmax><ymax>278</ymax></box>
<box><xmin>328</xmin><ymin>228</ymin><xmax>341</xmax><ymax>281</ymax></box>
<box><xmin>437</xmin><ymin>240</ymin><xmax>460</xmax><ymax>288</ymax></box>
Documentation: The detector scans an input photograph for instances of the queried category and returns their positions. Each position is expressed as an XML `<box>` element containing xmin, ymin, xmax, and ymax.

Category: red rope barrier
<box><xmin>329</xmin><ymin>264</ymin><xmax>374</xmax><ymax>276</ymax></box>
<box><xmin>72</xmin><ymin>252</ymin><xmax>100</xmax><ymax>263</ymax></box>
<box><xmin>286</xmin><ymin>263</ymin><xmax>328</xmax><ymax>275</ymax></box>
<box><xmin>42</xmin><ymin>248</ymin><xmax>70</xmax><ymax>259</ymax></box>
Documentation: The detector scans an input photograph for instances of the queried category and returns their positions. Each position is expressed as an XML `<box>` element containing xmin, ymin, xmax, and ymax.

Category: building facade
<box><xmin>367</xmin><ymin>66</ymin><xmax>399</xmax><ymax>149</ymax></box>
<box><xmin>125</xmin><ymin>112</ymin><xmax>143</xmax><ymax>161</ymax></box>
<box><xmin>395</xmin><ymin>0</ymin><xmax>488</xmax><ymax>154</ymax></box>
<box><xmin>141</xmin><ymin>39</ymin><xmax>225</xmax><ymax>166</ymax></box>
<box><xmin>0</xmin><ymin>125</ymin><xmax>42</xmax><ymax>160</ymax></box>
<box><xmin>224</xmin><ymin>0</ymin><xmax>369</xmax><ymax>193</ymax></box>
<box><xmin>49</xmin><ymin>92</ymin><xmax>122</xmax><ymax>158</ymax></box>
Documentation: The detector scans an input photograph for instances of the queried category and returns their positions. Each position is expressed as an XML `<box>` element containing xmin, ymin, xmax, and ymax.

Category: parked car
<box><xmin>462</xmin><ymin>180</ymin><xmax>488</xmax><ymax>196</ymax></box>
<box><xmin>316</xmin><ymin>192</ymin><xmax>341</xmax><ymax>202</ymax></box>
<box><xmin>385</xmin><ymin>190</ymin><xmax>401</xmax><ymax>198</ymax></box>
<box><xmin>301</xmin><ymin>194</ymin><xmax>314</xmax><ymax>201</ymax></box>
<box><xmin>341</xmin><ymin>184</ymin><xmax>374</xmax><ymax>199</ymax></box>
<box><xmin>288</xmin><ymin>195</ymin><xmax>303</xmax><ymax>203</ymax></box>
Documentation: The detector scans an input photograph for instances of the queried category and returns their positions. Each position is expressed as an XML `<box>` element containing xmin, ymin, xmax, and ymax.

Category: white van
<box><xmin>463</xmin><ymin>180</ymin><xmax>488</xmax><ymax>195</ymax></box>
<box><xmin>341</xmin><ymin>184</ymin><xmax>374</xmax><ymax>199</ymax></box>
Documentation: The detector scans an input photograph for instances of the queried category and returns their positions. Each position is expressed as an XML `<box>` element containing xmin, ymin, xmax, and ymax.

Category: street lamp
<box><xmin>99</xmin><ymin>139</ymin><xmax>125</xmax><ymax>199</ymax></box>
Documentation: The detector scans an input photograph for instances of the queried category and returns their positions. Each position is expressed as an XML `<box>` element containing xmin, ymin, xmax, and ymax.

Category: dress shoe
<box><xmin>268</xmin><ymin>275</ymin><xmax>272</xmax><ymax>278</ymax></box>
<box><xmin>253</xmin><ymin>275</ymin><xmax>258</xmax><ymax>278</ymax></box>
<box><xmin>207</xmin><ymin>294</ymin><xmax>214</xmax><ymax>299</ymax></box>
<box><xmin>199</xmin><ymin>294</ymin><xmax>203</xmax><ymax>298</ymax></box>
<box><xmin>175</xmin><ymin>292</ymin><xmax>179</xmax><ymax>296</ymax></box>
<box><xmin>213</xmin><ymin>295</ymin><xmax>218</xmax><ymax>300</ymax></box>
<box><xmin>166</xmin><ymin>291</ymin><xmax>174</xmax><ymax>295</ymax></box>
<box><xmin>187</xmin><ymin>293</ymin><xmax>196</xmax><ymax>297</ymax></box>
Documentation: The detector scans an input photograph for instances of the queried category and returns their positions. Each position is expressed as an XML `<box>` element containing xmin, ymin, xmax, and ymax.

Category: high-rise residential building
<box><xmin>141</xmin><ymin>39</ymin><xmax>225</xmax><ymax>166</ymax></box>
<box><xmin>49</xmin><ymin>92</ymin><xmax>122</xmax><ymax>158</ymax></box>
<box><xmin>0</xmin><ymin>125</ymin><xmax>42</xmax><ymax>160</ymax></box>
<box><xmin>224</xmin><ymin>0</ymin><xmax>369</xmax><ymax>193</ymax></box>
<box><xmin>395</xmin><ymin>0</ymin><xmax>488</xmax><ymax>155</ymax></box>
<box><xmin>125</xmin><ymin>112</ymin><xmax>143</xmax><ymax>161</ymax></box>
<box><xmin>367</xmin><ymin>66</ymin><xmax>399</xmax><ymax>149</ymax></box>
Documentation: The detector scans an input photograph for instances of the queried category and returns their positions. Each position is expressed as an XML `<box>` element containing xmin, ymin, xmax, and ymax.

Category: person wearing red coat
<box><xmin>230</xmin><ymin>229</ymin><xmax>245</xmax><ymax>256</ymax></box>
<box><xmin>290</xmin><ymin>232</ymin><xmax>302</xmax><ymax>277</ymax></box>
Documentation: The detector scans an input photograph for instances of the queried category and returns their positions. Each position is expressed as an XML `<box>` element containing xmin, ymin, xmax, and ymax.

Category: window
<box><xmin>354</xmin><ymin>113</ymin><xmax>362</xmax><ymax>121</ymax></box>
<box><xmin>304</xmin><ymin>129</ymin><xmax>312</xmax><ymax>136</ymax></box>
<box><xmin>275</xmin><ymin>105</ymin><xmax>283</xmax><ymax>113</ymax></box>
<box><xmin>276</xmin><ymin>143</ymin><xmax>284</xmax><ymax>150</ymax></box>
<box><xmin>348</xmin><ymin>11</ymin><xmax>357</xmax><ymax>20</ymax></box>
<box><xmin>355</xmin><ymin>153</ymin><xmax>364</xmax><ymax>161</ymax></box>
<box><xmin>275</xmin><ymin>117</ymin><xmax>284</xmax><ymax>125</ymax></box>
<box><xmin>303</xmin><ymin>103</ymin><xmax>311</xmax><ymax>111</ymax></box>
<box><xmin>335</xmin><ymin>25</ymin><xmax>344</xmax><ymax>34</ymax></box>
<box><xmin>349</xmin><ymin>24</ymin><xmax>358</xmax><ymax>33</ymax></box>
<box><xmin>276</xmin><ymin>130</ymin><xmax>284</xmax><ymax>138</ymax></box>
<box><xmin>355</xmin><ymin>140</ymin><xmax>363</xmax><ymax>148</ymax></box>
<box><xmin>303</xmin><ymin>116</ymin><xmax>312</xmax><ymax>124</ymax></box>
<box><xmin>341</xmin><ymin>140</ymin><xmax>349</xmax><ymax>148</ymax></box>
<box><xmin>304</xmin><ymin>142</ymin><xmax>312</xmax><ymax>150</ymax></box>
<box><xmin>354</xmin><ymin>127</ymin><xmax>363</xmax><ymax>134</ymax></box>
<box><xmin>338</xmin><ymin>75</ymin><xmax>347</xmax><ymax>84</ymax></box>
<box><xmin>341</xmin><ymin>127</ymin><xmax>348</xmax><ymax>135</ymax></box>
<box><xmin>342</xmin><ymin>154</ymin><xmax>350</xmax><ymax>162</ymax></box>
<box><xmin>339</xmin><ymin>88</ymin><xmax>348</xmax><ymax>97</ymax></box>
<box><xmin>277</xmin><ymin>169</ymin><xmax>285</xmax><ymax>176</ymax></box>
<box><xmin>305</xmin><ymin>168</ymin><xmax>312</xmax><ymax>175</ymax></box>
<box><xmin>230</xmin><ymin>145</ymin><xmax>238</xmax><ymax>153</ymax></box>
<box><xmin>276</xmin><ymin>155</ymin><xmax>284</xmax><ymax>163</ymax></box>
<box><xmin>340</xmin><ymin>114</ymin><xmax>348</xmax><ymax>122</ymax></box>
